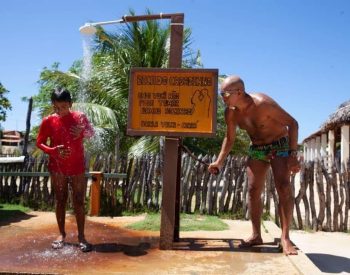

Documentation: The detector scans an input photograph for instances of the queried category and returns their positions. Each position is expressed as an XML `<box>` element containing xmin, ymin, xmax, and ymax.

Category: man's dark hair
<box><xmin>51</xmin><ymin>88</ymin><xmax>72</xmax><ymax>103</ymax></box>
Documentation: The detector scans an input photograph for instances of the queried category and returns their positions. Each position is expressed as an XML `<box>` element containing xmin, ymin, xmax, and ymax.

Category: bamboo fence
<box><xmin>0</xmin><ymin>153</ymin><xmax>349</xmax><ymax>232</ymax></box>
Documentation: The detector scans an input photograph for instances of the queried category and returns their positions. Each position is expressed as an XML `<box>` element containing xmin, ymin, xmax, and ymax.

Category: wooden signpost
<box><xmin>124</xmin><ymin>12</ymin><xmax>218</xmax><ymax>250</ymax></box>
<box><xmin>127</xmin><ymin>67</ymin><xmax>218</xmax><ymax>249</ymax></box>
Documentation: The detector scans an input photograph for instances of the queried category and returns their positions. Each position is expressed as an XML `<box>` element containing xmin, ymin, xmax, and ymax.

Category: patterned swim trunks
<box><xmin>248</xmin><ymin>136</ymin><xmax>290</xmax><ymax>163</ymax></box>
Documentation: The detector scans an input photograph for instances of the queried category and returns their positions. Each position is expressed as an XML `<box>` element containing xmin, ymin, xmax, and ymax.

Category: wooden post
<box><xmin>159</xmin><ymin>13</ymin><xmax>184</xmax><ymax>249</ymax></box>
<box><xmin>22</xmin><ymin>97</ymin><xmax>33</xmax><ymax>157</ymax></box>
<box><xmin>90</xmin><ymin>172</ymin><xmax>102</xmax><ymax>216</ymax></box>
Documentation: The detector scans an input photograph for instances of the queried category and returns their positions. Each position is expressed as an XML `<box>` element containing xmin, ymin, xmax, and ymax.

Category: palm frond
<box><xmin>72</xmin><ymin>102</ymin><xmax>119</xmax><ymax>132</ymax></box>
<box><xmin>128</xmin><ymin>136</ymin><xmax>160</xmax><ymax>158</ymax></box>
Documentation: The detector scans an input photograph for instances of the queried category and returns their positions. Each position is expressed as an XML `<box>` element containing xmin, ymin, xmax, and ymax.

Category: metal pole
<box><xmin>159</xmin><ymin>13</ymin><xmax>184</xmax><ymax>250</ymax></box>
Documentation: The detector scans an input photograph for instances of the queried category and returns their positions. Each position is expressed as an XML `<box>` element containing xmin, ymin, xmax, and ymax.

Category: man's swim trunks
<box><xmin>248</xmin><ymin>136</ymin><xmax>289</xmax><ymax>163</ymax></box>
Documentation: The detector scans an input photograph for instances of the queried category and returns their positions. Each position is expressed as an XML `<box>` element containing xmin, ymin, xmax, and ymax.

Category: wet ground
<box><xmin>0</xmin><ymin>211</ymin><xmax>319</xmax><ymax>274</ymax></box>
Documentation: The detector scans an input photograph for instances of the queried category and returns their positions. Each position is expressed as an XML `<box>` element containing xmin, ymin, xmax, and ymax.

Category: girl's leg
<box><xmin>51</xmin><ymin>173</ymin><xmax>68</xmax><ymax>243</ymax></box>
<box><xmin>71</xmin><ymin>174</ymin><xmax>88</xmax><ymax>242</ymax></box>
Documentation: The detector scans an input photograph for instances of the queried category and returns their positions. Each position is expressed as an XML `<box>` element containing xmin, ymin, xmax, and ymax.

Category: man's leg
<box><xmin>51</xmin><ymin>173</ymin><xmax>68</xmax><ymax>244</ymax></box>
<box><xmin>240</xmin><ymin>159</ymin><xmax>269</xmax><ymax>246</ymax></box>
<box><xmin>271</xmin><ymin>157</ymin><xmax>298</xmax><ymax>255</ymax></box>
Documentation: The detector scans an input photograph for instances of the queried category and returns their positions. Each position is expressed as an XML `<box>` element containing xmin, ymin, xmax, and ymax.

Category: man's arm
<box><xmin>208</xmin><ymin>108</ymin><xmax>237</xmax><ymax>174</ymax></box>
<box><xmin>268</xmin><ymin>103</ymin><xmax>298</xmax><ymax>150</ymax></box>
<box><xmin>267</xmin><ymin>102</ymin><xmax>300</xmax><ymax>173</ymax></box>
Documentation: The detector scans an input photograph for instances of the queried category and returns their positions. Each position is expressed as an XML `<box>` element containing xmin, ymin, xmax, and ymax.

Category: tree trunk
<box><xmin>308</xmin><ymin>161</ymin><xmax>317</xmax><ymax>230</ymax></box>
<box><xmin>321</xmin><ymin>163</ymin><xmax>333</xmax><ymax>231</ymax></box>
<box><xmin>316</xmin><ymin>161</ymin><xmax>326</xmax><ymax>230</ymax></box>
<box><xmin>295</xmin><ymin>163</ymin><xmax>305</xmax><ymax>229</ymax></box>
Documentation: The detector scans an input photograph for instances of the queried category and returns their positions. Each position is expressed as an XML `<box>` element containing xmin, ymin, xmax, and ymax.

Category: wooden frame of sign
<box><xmin>127</xmin><ymin>68</ymin><xmax>218</xmax><ymax>137</ymax></box>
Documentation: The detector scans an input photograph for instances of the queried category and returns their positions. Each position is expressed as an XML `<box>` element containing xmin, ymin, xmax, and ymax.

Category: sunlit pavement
<box><xmin>290</xmin><ymin>230</ymin><xmax>350</xmax><ymax>274</ymax></box>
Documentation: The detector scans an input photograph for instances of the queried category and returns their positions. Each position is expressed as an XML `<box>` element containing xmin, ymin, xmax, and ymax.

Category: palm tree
<box><xmin>90</xmin><ymin>9</ymin><xmax>202</xmax><ymax>156</ymax></box>
<box><xmin>0</xmin><ymin>82</ymin><xmax>12</xmax><ymax>125</ymax></box>
<box><xmin>34</xmin><ymin>62</ymin><xmax>119</xmax><ymax>155</ymax></box>
<box><xmin>34</xmin><ymin>9</ymin><xmax>201</xmax><ymax>156</ymax></box>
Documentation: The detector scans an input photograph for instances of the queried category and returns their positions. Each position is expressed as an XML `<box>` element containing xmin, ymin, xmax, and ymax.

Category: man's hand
<box><xmin>208</xmin><ymin>162</ymin><xmax>221</xmax><ymax>175</ymax></box>
<box><xmin>70</xmin><ymin>125</ymin><xmax>84</xmax><ymax>140</ymax></box>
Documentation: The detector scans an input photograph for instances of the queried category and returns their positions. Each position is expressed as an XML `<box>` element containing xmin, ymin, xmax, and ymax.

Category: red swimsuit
<box><xmin>36</xmin><ymin>111</ymin><xmax>93</xmax><ymax>175</ymax></box>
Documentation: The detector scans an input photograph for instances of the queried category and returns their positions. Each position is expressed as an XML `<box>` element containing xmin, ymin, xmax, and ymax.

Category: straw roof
<box><xmin>321</xmin><ymin>100</ymin><xmax>350</xmax><ymax>131</ymax></box>
<box><xmin>303</xmin><ymin>99</ymin><xmax>350</xmax><ymax>142</ymax></box>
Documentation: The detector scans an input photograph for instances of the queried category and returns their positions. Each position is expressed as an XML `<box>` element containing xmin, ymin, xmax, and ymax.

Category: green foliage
<box><xmin>180</xmin><ymin>213</ymin><xmax>229</xmax><ymax>231</ymax></box>
<box><xmin>34</xmin><ymin>62</ymin><xmax>81</xmax><ymax>117</ymax></box>
<box><xmin>0</xmin><ymin>203</ymin><xmax>30</xmax><ymax>211</ymax></box>
<box><xmin>0</xmin><ymin>203</ymin><xmax>31</xmax><ymax>222</ymax></box>
<box><xmin>218</xmin><ymin>208</ymin><xmax>245</xmax><ymax>220</ymax></box>
<box><xmin>0</xmin><ymin>82</ymin><xmax>12</xmax><ymax>123</ymax></box>
<box><xmin>126</xmin><ymin>212</ymin><xmax>229</xmax><ymax>231</ymax></box>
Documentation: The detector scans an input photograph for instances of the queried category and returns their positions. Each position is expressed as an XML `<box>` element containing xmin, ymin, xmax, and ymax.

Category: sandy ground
<box><xmin>0</xmin><ymin>211</ymin><xmax>321</xmax><ymax>275</ymax></box>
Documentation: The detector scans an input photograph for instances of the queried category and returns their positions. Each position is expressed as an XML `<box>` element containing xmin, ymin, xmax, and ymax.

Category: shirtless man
<box><xmin>208</xmin><ymin>75</ymin><xmax>300</xmax><ymax>255</ymax></box>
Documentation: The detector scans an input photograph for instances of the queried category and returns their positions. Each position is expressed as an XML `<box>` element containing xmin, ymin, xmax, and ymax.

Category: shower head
<box><xmin>79</xmin><ymin>19</ymin><xmax>125</xmax><ymax>35</ymax></box>
<box><xmin>79</xmin><ymin>23</ymin><xmax>97</xmax><ymax>35</ymax></box>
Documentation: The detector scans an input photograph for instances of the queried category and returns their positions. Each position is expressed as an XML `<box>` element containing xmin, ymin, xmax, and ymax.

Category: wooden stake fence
<box><xmin>0</xmin><ymin>153</ymin><xmax>349</xmax><ymax>232</ymax></box>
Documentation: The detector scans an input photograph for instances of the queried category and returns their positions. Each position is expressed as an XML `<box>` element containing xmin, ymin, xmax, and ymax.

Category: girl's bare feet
<box><xmin>52</xmin><ymin>234</ymin><xmax>65</xmax><ymax>249</ymax></box>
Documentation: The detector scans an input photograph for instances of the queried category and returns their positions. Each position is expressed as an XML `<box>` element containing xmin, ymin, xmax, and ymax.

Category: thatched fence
<box><xmin>0</xmin><ymin>153</ymin><xmax>349</xmax><ymax>232</ymax></box>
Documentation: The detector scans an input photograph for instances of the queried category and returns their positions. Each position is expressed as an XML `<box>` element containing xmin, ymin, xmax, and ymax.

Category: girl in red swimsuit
<box><xmin>36</xmin><ymin>88</ymin><xmax>94</xmax><ymax>252</ymax></box>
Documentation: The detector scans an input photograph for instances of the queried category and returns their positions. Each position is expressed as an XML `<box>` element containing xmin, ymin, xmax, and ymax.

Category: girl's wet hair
<box><xmin>51</xmin><ymin>87</ymin><xmax>72</xmax><ymax>103</ymax></box>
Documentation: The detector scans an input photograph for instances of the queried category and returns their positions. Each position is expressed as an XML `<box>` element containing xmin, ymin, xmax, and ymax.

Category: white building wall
<box><xmin>303</xmin><ymin>142</ymin><xmax>308</xmax><ymax>161</ymax></box>
<box><xmin>310</xmin><ymin>138</ymin><xmax>316</xmax><ymax>161</ymax></box>
<box><xmin>321</xmin><ymin>133</ymin><xmax>328</xmax><ymax>165</ymax></box>
<box><xmin>341</xmin><ymin>125</ymin><xmax>350</xmax><ymax>173</ymax></box>
<box><xmin>315</xmin><ymin>136</ymin><xmax>321</xmax><ymax>160</ymax></box>
<box><xmin>307</xmin><ymin>140</ymin><xmax>312</xmax><ymax>161</ymax></box>
<box><xmin>328</xmin><ymin>130</ymin><xmax>335</xmax><ymax>172</ymax></box>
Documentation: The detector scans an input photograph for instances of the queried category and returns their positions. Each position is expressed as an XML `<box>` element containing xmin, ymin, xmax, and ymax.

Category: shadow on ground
<box><xmin>0</xmin><ymin>209</ymin><xmax>36</xmax><ymax>226</ymax></box>
<box><xmin>173</xmin><ymin>237</ymin><xmax>284</xmax><ymax>253</ymax></box>
<box><xmin>92</xmin><ymin>242</ymin><xmax>151</xmax><ymax>256</ymax></box>
<box><xmin>307</xmin><ymin>253</ymin><xmax>350</xmax><ymax>273</ymax></box>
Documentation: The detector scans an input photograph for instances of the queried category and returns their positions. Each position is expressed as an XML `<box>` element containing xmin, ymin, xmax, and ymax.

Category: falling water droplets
<box><xmin>78</xmin><ymin>35</ymin><xmax>94</xmax><ymax>103</ymax></box>
<box><xmin>78</xmin><ymin>35</ymin><xmax>108</xmax><ymax>153</ymax></box>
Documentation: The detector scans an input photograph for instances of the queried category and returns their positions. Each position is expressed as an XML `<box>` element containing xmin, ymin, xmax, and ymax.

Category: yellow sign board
<box><xmin>127</xmin><ymin>68</ymin><xmax>218</xmax><ymax>137</ymax></box>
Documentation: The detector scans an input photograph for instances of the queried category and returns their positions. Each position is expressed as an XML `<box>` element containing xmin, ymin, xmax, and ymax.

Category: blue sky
<box><xmin>1</xmin><ymin>0</ymin><xmax>349</xmax><ymax>141</ymax></box>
